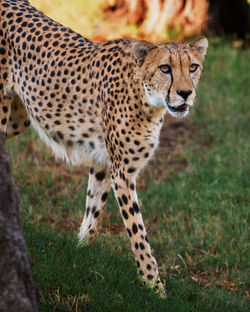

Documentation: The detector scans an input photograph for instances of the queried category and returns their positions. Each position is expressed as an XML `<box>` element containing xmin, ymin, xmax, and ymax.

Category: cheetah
<box><xmin>0</xmin><ymin>0</ymin><xmax>208</xmax><ymax>297</ymax></box>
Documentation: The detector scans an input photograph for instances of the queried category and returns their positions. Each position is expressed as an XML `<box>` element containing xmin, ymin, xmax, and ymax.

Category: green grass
<box><xmin>6</xmin><ymin>39</ymin><xmax>250</xmax><ymax>311</ymax></box>
<box><xmin>23</xmin><ymin>223</ymin><xmax>248</xmax><ymax>312</ymax></box>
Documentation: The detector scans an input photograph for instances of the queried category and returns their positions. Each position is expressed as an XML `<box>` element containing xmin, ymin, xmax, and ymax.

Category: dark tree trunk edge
<box><xmin>0</xmin><ymin>131</ymin><xmax>38</xmax><ymax>312</ymax></box>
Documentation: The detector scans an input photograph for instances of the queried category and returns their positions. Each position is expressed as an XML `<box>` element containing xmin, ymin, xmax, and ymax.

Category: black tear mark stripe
<box><xmin>166</xmin><ymin>48</ymin><xmax>173</xmax><ymax>103</ymax></box>
<box><xmin>167</xmin><ymin>70</ymin><xmax>173</xmax><ymax>103</ymax></box>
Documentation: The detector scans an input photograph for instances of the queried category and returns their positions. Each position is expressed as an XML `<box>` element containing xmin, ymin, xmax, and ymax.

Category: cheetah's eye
<box><xmin>159</xmin><ymin>64</ymin><xmax>171</xmax><ymax>74</ymax></box>
<box><xmin>189</xmin><ymin>63</ymin><xmax>199</xmax><ymax>73</ymax></box>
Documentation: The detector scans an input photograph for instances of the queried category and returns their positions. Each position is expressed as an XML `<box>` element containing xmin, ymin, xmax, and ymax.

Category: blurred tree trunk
<box><xmin>103</xmin><ymin>0</ymin><xmax>209</xmax><ymax>40</ymax></box>
<box><xmin>0</xmin><ymin>132</ymin><xmax>38</xmax><ymax>312</ymax></box>
<box><xmin>142</xmin><ymin>0</ymin><xmax>209</xmax><ymax>39</ymax></box>
<box><xmin>103</xmin><ymin>0</ymin><xmax>249</xmax><ymax>41</ymax></box>
<box><xmin>103</xmin><ymin>0</ymin><xmax>146</xmax><ymax>25</ymax></box>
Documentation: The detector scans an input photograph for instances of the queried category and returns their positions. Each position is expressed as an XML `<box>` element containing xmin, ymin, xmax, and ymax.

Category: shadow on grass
<box><xmin>23</xmin><ymin>222</ymin><xmax>249</xmax><ymax>312</ymax></box>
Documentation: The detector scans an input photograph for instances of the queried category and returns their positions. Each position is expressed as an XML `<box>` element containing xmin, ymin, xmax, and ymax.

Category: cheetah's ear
<box><xmin>189</xmin><ymin>37</ymin><xmax>208</xmax><ymax>59</ymax></box>
<box><xmin>132</xmin><ymin>40</ymin><xmax>157</xmax><ymax>66</ymax></box>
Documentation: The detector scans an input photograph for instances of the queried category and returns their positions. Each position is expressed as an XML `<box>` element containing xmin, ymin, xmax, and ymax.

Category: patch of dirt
<box><xmin>137</xmin><ymin>115</ymin><xmax>192</xmax><ymax>189</ymax></box>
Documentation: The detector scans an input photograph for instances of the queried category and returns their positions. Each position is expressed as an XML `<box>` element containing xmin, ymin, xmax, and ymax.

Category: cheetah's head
<box><xmin>132</xmin><ymin>38</ymin><xmax>208</xmax><ymax>117</ymax></box>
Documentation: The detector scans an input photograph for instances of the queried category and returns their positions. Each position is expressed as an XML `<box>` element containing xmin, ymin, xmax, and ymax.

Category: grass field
<box><xmin>6</xmin><ymin>35</ymin><xmax>250</xmax><ymax>312</ymax></box>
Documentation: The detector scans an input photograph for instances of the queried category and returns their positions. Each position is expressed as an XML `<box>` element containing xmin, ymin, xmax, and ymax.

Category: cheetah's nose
<box><xmin>177</xmin><ymin>90</ymin><xmax>192</xmax><ymax>100</ymax></box>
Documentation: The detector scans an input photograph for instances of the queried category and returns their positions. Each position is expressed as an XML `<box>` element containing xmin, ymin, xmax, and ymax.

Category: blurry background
<box><xmin>30</xmin><ymin>0</ymin><xmax>249</xmax><ymax>43</ymax></box>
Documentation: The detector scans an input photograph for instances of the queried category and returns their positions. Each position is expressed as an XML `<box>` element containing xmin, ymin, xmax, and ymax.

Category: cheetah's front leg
<box><xmin>111</xmin><ymin>169</ymin><xmax>166</xmax><ymax>297</ymax></box>
<box><xmin>79</xmin><ymin>163</ymin><xmax>110</xmax><ymax>243</ymax></box>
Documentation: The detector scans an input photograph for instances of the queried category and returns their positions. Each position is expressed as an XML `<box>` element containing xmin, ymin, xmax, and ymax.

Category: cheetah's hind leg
<box><xmin>78</xmin><ymin>163</ymin><xmax>110</xmax><ymax>245</ymax></box>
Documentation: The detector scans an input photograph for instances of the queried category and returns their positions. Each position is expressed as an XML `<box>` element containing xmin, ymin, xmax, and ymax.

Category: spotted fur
<box><xmin>0</xmin><ymin>0</ymin><xmax>208</xmax><ymax>297</ymax></box>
